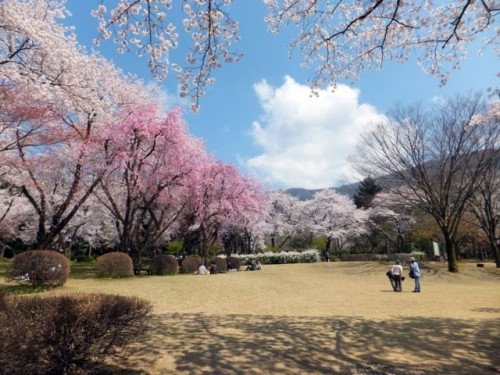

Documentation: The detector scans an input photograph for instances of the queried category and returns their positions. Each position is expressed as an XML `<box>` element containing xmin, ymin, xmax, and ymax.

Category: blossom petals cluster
<box><xmin>264</xmin><ymin>0</ymin><xmax>498</xmax><ymax>90</ymax></box>
<box><xmin>93</xmin><ymin>0</ymin><xmax>241</xmax><ymax>111</ymax></box>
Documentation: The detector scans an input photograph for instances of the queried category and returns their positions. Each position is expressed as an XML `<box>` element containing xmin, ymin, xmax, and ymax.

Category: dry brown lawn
<box><xmin>13</xmin><ymin>261</ymin><xmax>500</xmax><ymax>374</ymax></box>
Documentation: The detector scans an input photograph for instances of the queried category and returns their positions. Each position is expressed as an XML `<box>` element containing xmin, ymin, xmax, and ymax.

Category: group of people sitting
<box><xmin>245</xmin><ymin>260</ymin><xmax>262</xmax><ymax>271</ymax></box>
<box><xmin>196</xmin><ymin>259</ymin><xmax>263</xmax><ymax>275</ymax></box>
<box><xmin>196</xmin><ymin>262</ymin><xmax>218</xmax><ymax>275</ymax></box>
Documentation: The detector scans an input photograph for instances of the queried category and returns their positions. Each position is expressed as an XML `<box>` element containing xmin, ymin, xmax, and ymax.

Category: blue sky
<box><xmin>65</xmin><ymin>1</ymin><xmax>498</xmax><ymax>190</ymax></box>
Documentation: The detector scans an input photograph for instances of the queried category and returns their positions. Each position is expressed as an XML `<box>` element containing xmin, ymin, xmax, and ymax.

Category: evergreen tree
<box><xmin>353</xmin><ymin>177</ymin><xmax>382</xmax><ymax>209</ymax></box>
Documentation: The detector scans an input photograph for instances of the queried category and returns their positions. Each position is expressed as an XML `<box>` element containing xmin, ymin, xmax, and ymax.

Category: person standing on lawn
<box><xmin>386</xmin><ymin>269</ymin><xmax>396</xmax><ymax>291</ymax></box>
<box><xmin>391</xmin><ymin>260</ymin><xmax>404</xmax><ymax>292</ymax></box>
<box><xmin>410</xmin><ymin>257</ymin><xmax>421</xmax><ymax>292</ymax></box>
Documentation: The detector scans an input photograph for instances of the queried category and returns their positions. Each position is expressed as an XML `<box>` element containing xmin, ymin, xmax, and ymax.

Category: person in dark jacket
<box><xmin>409</xmin><ymin>257</ymin><xmax>421</xmax><ymax>292</ymax></box>
<box><xmin>386</xmin><ymin>269</ymin><xmax>396</xmax><ymax>291</ymax></box>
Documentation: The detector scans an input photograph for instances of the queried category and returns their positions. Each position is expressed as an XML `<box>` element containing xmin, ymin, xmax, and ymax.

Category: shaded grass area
<box><xmin>99</xmin><ymin>261</ymin><xmax>500</xmax><ymax>375</ymax></box>
<box><xmin>125</xmin><ymin>313</ymin><xmax>500</xmax><ymax>375</ymax></box>
<box><xmin>1</xmin><ymin>259</ymin><xmax>500</xmax><ymax>374</ymax></box>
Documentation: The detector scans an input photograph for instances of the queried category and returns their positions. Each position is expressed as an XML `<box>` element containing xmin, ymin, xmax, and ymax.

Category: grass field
<box><xmin>1</xmin><ymin>260</ymin><xmax>500</xmax><ymax>374</ymax></box>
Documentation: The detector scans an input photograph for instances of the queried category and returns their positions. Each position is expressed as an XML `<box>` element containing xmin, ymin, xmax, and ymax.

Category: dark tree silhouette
<box><xmin>353</xmin><ymin>177</ymin><xmax>383</xmax><ymax>209</ymax></box>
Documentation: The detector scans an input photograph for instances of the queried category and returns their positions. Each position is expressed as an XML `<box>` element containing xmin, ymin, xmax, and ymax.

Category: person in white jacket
<box><xmin>391</xmin><ymin>260</ymin><xmax>404</xmax><ymax>292</ymax></box>
<box><xmin>197</xmin><ymin>264</ymin><xmax>208</xmax><ymax>275</ymax></box>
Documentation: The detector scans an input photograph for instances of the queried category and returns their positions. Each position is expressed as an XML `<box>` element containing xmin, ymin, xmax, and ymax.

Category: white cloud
<box><xmin>245</xmin><ymin>76</ymin><xmax>386</xmax><ymax>189</ymax></box>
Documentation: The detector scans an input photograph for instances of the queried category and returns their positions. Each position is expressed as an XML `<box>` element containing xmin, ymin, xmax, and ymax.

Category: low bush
<box><xmin>181</xmin><ymin>255</ymin><xmax>202</xmax><ymax>274</ymax></box>
<box><xmin>340</xmin><ymin>253</ymin><xmax>427</xmax><ymax>263</ymax></box>
<box><xmin>238</xmin><ymin>249</ymin><xmax>320</xmax><ymax>265</ymax></box>
<box><xmin>0</xmin><ymin>293</ymin><xmax>152</xmax><ymax>375</ymax></box>
<box><xmin>226</xmin><ymin>256</ymin><xmax>241</xmax><ymax>271</ymax></box>
<box><xmin>96</xmin><ymin>252</ymin><xmax>133</xmax><ymax>278</ymax></box>
<box><xmin>209</xmin><ymin>257</ymin><xmax>227</xmax><ymax>273</ymax></box>
<box><xmin>5</xmin><ymin>250</ymin><xmax>70</xmax><ymax>288</ymax></box>
<box><xmin>166</xmin><ymin>240</ymin><xmax>183</xmax><ymax>257</ymax></box>
<box><xmin>150</xmin><ymin>254</ymin><xmax>179</xmax><ymax>275</ymax></box>
<box><xmin>73</xmin><ymin>254</ymin><xmax>95</xmax><ymax>263</ymax></box>
<box><xmin>0</xmin><ymin>288</ymin><xmax>7</xmax><ymax>310</ymax></box>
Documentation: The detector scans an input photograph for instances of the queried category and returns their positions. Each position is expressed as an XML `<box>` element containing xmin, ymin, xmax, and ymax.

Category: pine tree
<box><xmin>353</xmin><ymin>177</ymin><xmax>382</xmax><ymax>209</ymax></box>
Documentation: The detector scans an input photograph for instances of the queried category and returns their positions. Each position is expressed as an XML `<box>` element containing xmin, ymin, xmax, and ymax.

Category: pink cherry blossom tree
<box><xmin>180</xmin><ymin>160</ymin><xmax>266</xmax><ymax>261</ymax></box>
<box><xmin>93</xmin><ymin>104</ymin><xmax>207</xmax><ymax>260</ymax></box>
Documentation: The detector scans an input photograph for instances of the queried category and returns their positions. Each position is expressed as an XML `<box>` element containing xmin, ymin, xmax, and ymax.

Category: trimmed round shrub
<box><xmin>96</xmin><ymin>252</ymin><xmax>133</xmax><ymax>278</ymax></box>
<box><xmin>210</xmin><ymin>257</ymin><xmax>227</xmax><ymax>273</ymax></box>
<box><xmin>0</xmin><ymin>289</ymin><xmax>8</xmax><ymax>311</ymax></box>
<box><xmin>226</xmin><ymin>256</ymin><xmax>241</xmax><ymax>271</ymax></box>
<box><xmin>150</xmin><ymin>254</ymin><xmax>179</xmax><ymax>275</ymax></box>
<box><xmin>180</xmin><ymin>255</ymin><xmax>202</xmax><ymax>274</ymax></box>
<box><xmin>5</xmin><ymin>250</ymin><xmax>69</xmax><ymax>288</ymax></box>
<box><xmin>0</xmin><ymin>293</ymin><xmax>152</xmax><ymax>375</ymax></box>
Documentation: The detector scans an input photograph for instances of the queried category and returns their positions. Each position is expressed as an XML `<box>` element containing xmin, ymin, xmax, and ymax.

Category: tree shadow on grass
<box><xmin>120</xmin><ymin>313</ymin><xmax>500</xmax><ymax>375</ymax></box>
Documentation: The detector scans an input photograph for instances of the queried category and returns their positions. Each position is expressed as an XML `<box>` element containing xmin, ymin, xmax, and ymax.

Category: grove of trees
<box><xmin>354</xmin><ymin>95</ymin><xmax>500</xmax><ymax>272</ymax></box>
<box><xmin>0</xmin><ymin>0</ymin><xmax>266</xmax><ymax>263</ymax></box>
<box><xmin>1</xmin><ymin>1</ymin><xmax>498</xmax><ymax>272</ymax></box>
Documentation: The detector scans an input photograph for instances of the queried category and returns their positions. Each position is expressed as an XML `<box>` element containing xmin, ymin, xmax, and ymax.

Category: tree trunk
<box><xmin>64</xmin><ymin>243</ymin><xmax>72</xmax><ymax>260</ymax></box>
<box><xmin>444</xmin><ymin>234</ymin><xmax>459</xmax><ymax>272</ymax></box>
<box><xmin>325</xmin><ymin>236</ymin><xmax>332</xmax><ymax>252</ymax></box>
<box><xmin>492</xmin><ymin>243</ymin><xmax>500</xmax><ymax>268</ymax></box>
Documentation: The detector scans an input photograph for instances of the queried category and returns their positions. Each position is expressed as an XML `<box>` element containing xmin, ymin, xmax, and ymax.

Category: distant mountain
<box><xmin>285</xmin><ymin>150</ymin><xmax>499</xmax><ymax>201</ymax></box>
<box><xmin>284</xmin><ymin>188</ymin><xmax>322</xmax><ymax>201</ymax></box>
<box><xmin>285</xmin><ymin>181</ymin><xmax>360</xmax><ymax>200</ymax></box>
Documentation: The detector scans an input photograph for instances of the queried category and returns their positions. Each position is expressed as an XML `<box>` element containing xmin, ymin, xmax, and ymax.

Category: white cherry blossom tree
<box><xmin>265</xmin><ymin>190</ymin><xmax>303</xmax><ymax>249</ymax></box>
<box><xmin>369</xmin><ymin>191</ymin><xmax>416</xmax><ymax>253</ymax></box>
<box><xmin>0</xmin><ymin>0</ymin><xmax>157</xmax><ymax>249</ymax></box>
<box><xmin>93</xmin><ymin>0</ymin><xmax>498</xmax><ymax>109</ymax></box>
<box><xmin>92</xmin><ymin>0</ymin><xmax>241</xmax><ymax>111</ymax></box>
<box><xmin>264</xmin><ymin>0</ymin><xmax>499</xmax><ymax>92</ymax></box>
<box><xmin>302</xmin><ymin>188</ymin><xmax>367</xmax><ymax>251</ymax></box>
